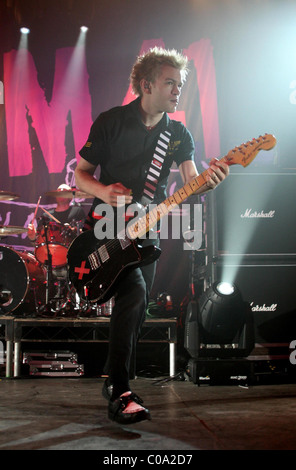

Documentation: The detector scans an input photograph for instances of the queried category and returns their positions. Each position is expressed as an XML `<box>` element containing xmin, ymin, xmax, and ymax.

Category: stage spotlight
<box><xmin>216</xmin><ymin>281</ymin><xmax>235</xmax><ymax>296</ymax></box>
<box><xmin>184</xmin><ymin>281</ymin><xmax>254</xmax><ymax>359</ymax></box>
<box><xmin>20</xmin><ymin>27</ymin><xmax>30</xmax><ymax>34</ymax></box>
<box><xmin>80</xmin><ymin>26</ymin><xmax>88</xmax><ymax>32</ymax></box>
<box><xmin>198</xmin><ymin>281</ymin><xmax>245</xmax><ymax>344</ymax></box>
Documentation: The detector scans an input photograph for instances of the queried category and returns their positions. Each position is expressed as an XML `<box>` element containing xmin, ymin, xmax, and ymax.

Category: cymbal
<box><xmin>0</xmin><ymin>191</ymin><xmax>20</xmax><ymax>201</ymax></box>
<box><xmin>45</xmin><ymin>188</ymin><xmax>92</xmax><ymax>199</ymax></box>
<box><xmin>0</xmin><ymin>225</ymin><xmax>28</xmax><ymax>236</ymax></box>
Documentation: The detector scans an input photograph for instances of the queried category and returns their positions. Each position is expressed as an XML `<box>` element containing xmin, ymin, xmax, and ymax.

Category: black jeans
<box><xmin>84</xmin><ymin>209</ymin><xmax>159</xmax><ymax>398</ymax></box>
<box><xmin>105</xmin><ymin>258</ymin><xmax>157</xmax><ymax>399</ymax></box>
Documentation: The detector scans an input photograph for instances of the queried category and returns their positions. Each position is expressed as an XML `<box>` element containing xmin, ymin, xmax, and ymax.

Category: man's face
<box><xmin>56</xmin><ymin>195</ymin><xmax>70</xmax><ymax>205</ymax></box>
<box><xmin>149</xmin><ymin>65</ymin><xmax>185</xmax><ymax>114</ymax></box>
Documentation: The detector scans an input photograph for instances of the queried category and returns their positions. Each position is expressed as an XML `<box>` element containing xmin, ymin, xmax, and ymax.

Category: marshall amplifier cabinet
<box><xmin>213</xmin><ymin>172</ymin><xmax>296</xmax><ymax>256</ymax></box>
<box><xmin>216</xmin><ymin>261</ymin><xmax>296</xmax><ymax>344</ymax></box>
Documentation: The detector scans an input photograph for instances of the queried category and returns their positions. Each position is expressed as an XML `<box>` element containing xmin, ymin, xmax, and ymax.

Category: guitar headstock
<box><xmin>223</xmin><ymin>134</ymin><xmax>277</xmax><ymax>167</ymax></box>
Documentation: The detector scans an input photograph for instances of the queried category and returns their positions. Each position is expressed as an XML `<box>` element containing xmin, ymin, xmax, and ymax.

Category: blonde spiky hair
<box><xmin>130</xmin><ymin>46</ymin><xmax>189</xmax><ymax>96</ymax></box>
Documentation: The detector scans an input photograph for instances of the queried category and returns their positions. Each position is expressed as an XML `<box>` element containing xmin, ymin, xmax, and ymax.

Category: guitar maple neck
<box><xmin>127</xmin><ymin>170</ymin><xmax>209</xmax><ymax>240</ymax></box>
<box><xmin>126</xmin><ymin>133</ymin><xmax>277</xmax><ymax>240</ymax></box>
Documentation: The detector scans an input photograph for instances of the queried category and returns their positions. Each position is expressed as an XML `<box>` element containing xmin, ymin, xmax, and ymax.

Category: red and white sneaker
<box><xmin>108</xmin><ymin>391</ymin><xmax>151</xmax><ymax>424</ymax></box>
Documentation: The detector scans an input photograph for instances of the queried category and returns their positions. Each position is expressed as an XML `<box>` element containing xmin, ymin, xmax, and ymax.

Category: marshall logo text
<box><xmin>250</xmin><ymin>302</ymin><xmax>277</xmax><ymax>312</ymax></box>
<box><xmin>241</xmin><ymin>209</ymin><xmax>275</xmax><ymax>218</ymax></box>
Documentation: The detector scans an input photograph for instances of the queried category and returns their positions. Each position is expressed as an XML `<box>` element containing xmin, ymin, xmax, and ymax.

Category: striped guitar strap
<box><xmin>140</xmin><ymin>129</ymin><xmax>171</xmax><ymax>206</ymax></box>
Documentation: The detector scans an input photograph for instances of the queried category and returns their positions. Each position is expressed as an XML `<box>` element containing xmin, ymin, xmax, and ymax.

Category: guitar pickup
<box><xmin>88</xmin><ymin>251</ymin><xmax>101</xmax><ymax>270</ymax></box>
<box><xmin>98</xmin><ymin>244</ymin><xmax>109</xmax><ymax>263</ymax></box>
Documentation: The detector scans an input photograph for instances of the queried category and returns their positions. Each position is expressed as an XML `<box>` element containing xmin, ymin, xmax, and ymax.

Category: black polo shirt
<box><xmin>79</xmin><ymin>97</ymin><xmax>195</xmax><ymax>207</ymax></box>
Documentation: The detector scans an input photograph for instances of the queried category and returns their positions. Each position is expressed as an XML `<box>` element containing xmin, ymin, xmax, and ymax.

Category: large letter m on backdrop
<box><xmin>3</xmin><ymin>39</ymin><xmax>219</xmax><ymax>177</ymax></box>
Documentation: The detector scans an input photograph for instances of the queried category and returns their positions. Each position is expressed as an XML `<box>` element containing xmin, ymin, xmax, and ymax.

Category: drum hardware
<box><xmin>31</xmin><ymin>280</ymin><xmax>45</xmax><ymax>315</ymax></box>
<box><xmin>32</xmin><ymin>204</ymin><xmax>81</xmax><ymax>316</ymax></box>
<box><xmin>39</xmin><ymin>286</ymin><xmax>82</xmax><ymax>318</ymax></box>
<box><xmin>55</xmin><ymin>287</ymin><xmax>98</xmax><ymax>318</ymax></box>
<box><xmin>67</xmin><ymin>293</ymin><xmax>114</xmax><ymax>318</ymax></box>
<box><xmin>43</xmin><ymin>221</ymin><xmax>54</xmax><ymax>305</ymax></box>
<box><xmin>38</xmin><ymin>222</ymin><xmax>70</xmax><ymax>317</ymax></box>
<box><xmin>50</xmin><ymin>278</ymin><xmax>73</xmax><ymax>317</ymax></box>
<box><xmin>38</xmin><ymin>296</ymin><xmax>74</xmax><ymax>318</ymax></box>
<box><xmin>77</xmin><ymin>301</ymin><xmax>98</xmax><ymax>318</ymax></box>
<box><xmin>95</xmin><ymin>298</ymin><xmax>114</xmax><ymax>317</ymax></box>
<box><xmin>34</xmin><ymin>219</ymin><xmax>77</xmax><ymax>317</ymax></box>
<box><xmin>32</xmin><ymin>220</ymin><xmax>60</xmax><ymax>315</ymax></box>
<box><xmin>35</xmin><ymin>221</ymin><xmax>76</xmax><ymax>268</ymax></box>
<box><xmin>61</xmin><ymin>287</ymin><xmax>93</xmax><ymax>317</ymax></box>
<box><xmin>71</xmin><ymin>219</ymin><xmax>82</xmax><ymax>236</ymax></box>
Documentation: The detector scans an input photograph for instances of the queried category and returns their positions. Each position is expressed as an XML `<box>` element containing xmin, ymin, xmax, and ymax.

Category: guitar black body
<box><xmin>67</xmin><ymin>229</ymin><xmax>161</xmax><ymax>304</ymax></box>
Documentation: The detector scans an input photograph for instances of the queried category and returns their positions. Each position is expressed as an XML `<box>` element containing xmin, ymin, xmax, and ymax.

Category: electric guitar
<box><xmin>67</xmin><ymin>134</ymin><xmax>276</xmax><ymax>304</ymax></box>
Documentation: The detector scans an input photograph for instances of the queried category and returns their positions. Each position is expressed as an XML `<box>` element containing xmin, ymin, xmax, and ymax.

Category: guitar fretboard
<box><xmin>126</xmin><ymin>134</ymin><xmax>276</xmax><ymax>240</ymax></box>
<box><xmin>127</xmin><ymin>171</ymin><xmax>208</xmax><ymax>239</ymax></box>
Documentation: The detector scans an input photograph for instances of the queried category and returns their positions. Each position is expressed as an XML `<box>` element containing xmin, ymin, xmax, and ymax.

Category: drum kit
<box><xmin>0</xmin><ymin>188</ymin><xmax>114</xmax><ymax>318</ymax></box>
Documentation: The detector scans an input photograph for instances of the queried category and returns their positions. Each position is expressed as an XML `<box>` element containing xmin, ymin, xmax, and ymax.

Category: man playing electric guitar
<box><xmin>74</xmin><ymin>47</ymin><xmax>229</xmax><ymax>424</ymax></box>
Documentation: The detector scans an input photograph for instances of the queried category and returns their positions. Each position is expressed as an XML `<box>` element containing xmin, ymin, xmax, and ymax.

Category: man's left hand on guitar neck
<box><xmin>178</xmin><ymin>158</ymin><xmax>229</xmax><ymax>194</ymax></box>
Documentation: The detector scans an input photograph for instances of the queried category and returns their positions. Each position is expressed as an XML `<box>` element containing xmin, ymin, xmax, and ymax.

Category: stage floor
<box><xmin>0</xmin><ymin>376</ymin><xmax>295</xmax><ymax>452</ymax></box>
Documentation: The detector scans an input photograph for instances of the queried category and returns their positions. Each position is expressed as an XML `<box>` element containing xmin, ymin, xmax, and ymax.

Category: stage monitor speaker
<box><xmin>216</xmin><ymin>262</ymin><xmax>296</xmax><ymax>344</ymax></box>
<box><xmin>214</xmin><ymin>172</ymin><xmax>296</xmax><ymax>255</ymax></box>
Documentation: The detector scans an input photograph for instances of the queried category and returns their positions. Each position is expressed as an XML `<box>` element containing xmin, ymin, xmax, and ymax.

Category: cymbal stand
<box><xmin>69</xmin><ymin>195</ymin><xmax>81</xmax><ymax>207</ymax></box>
<box><xmin>43</xmin><ymin>222</ymin><xmax>55</xmax><ymax>311</ymax></box>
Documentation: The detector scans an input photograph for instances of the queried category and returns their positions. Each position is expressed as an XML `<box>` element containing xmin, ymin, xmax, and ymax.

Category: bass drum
<box><xmin>0</xmin><ymin>246</ymin><xmax>46</xmax><ymax>314</ymax></box>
